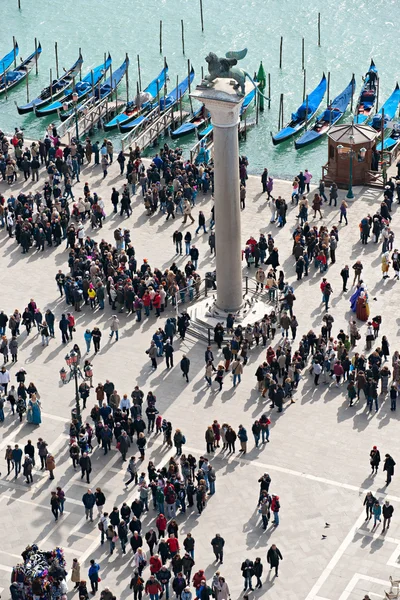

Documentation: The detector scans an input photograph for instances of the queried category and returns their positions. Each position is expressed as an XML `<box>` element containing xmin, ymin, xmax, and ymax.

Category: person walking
<box><xmin>46</xmin><ymin>453</ymin><xmax>56</xmax><ymax>480</ymax></box>
<box><xmin>130</xmin><ymin>572</ymin><xmax>145</xmax><ymax>600</ymax></box>
<box><xmin>109</xmin><ymin>315</ymin><xmax>120</xmax><ymax>342</ymax></box>
<box><xmin>340</xmin><ymin>265</ymin><xmax>349</xmax><ymax>292</ymax></box>
<box><xmin>372</xmin><ymin>501</ymin><xmax>382</xmax><ymax>529</ymax></box>
<box><xmin>50</xmin><ymin>491</ymin><xmax>60</xmax><ymax>521</ymax></box>
<box><xmin>23</xmin><ymin>455</ymin><xmax>33</xmax><ymax>484</ymax></box>
<box><xmin>82</xmin><ymin>489</ymin><xmax>96</xmax><ymax>522</ymax></box>
<box><xmin>238</xmin><ymin>425</ymin><xmax>248</xmax><ymax>453</ymax></box>
<box><xmin>382</xmin><ymin>500</ymin><xmax>394</xmax><ymax>532</ymax></box>
<box><xmin>339</xmin><ymin>200</ymin><xmax>348</xmax><ymax>225</ymax></box>
<box><xmin>241</xmin><ymin>559</ymin><xmax>254</xmax><ymax>592</ymax></box>
<box><xmin>384</xmin><ymin>453</ymin><xmax>396</xmax><ymax>485</ymax></box>
<box><xmin>370</xmin><ymin>446</ymin><xmax>381</xmax><ymax>474</ymax></box>
<box><xmin>88</xmin><ymin>559</ymin><xmax>100</xmax><ymax>595</ymax></box>
<box><xmin>267</xmin><ymin>544</ymin><xmax>283</xmax><ymax>577</ymax></box>
<box><xmin>145</xmin><ymin>575</ymin><xmax>162</xmax><ymax>600</ymax></box>
<box><xmin>71</xmin><ymin>558</ymin><xmax>81</xmax><ymax>590</ymax></box>
<box><xmin>80</xmin><ymin>452</ymin><xmax>92</xmax><ymax>483</ymax></box>
<box><xmin>253</xmin><ymin>557</ymin><xmax>263</xmax><ymax>589</ymax></box>
<box><xmin>211</xmin><ymin>534</ymin><xmax>225</xmax><ymax>563</ymax></box>
<box><xmin>180</xmin><ymin>355</ymin><xmax>190</xmax><ymax>383</ymax></box>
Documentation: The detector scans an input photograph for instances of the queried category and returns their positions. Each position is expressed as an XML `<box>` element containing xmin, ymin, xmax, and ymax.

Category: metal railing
<box><xmin>189</xmin><ymin>129</ymin><xmax>214</xmax><ymax>164</ymax></box>
<box><xmin>175</xmin><ymin>276</ymin><xmax>279</xmax><ymax>344</ymax></box>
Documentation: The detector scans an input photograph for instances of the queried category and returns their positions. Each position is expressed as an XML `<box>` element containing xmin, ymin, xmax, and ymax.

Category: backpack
<box><xmin>182</xmin><ymin>435</ymin><xmax>186</xmax><ymax>444</ymax></box>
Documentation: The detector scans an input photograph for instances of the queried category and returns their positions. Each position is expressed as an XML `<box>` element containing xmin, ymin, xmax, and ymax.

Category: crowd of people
<box><xmin>1</xmin><ymin>123</ymin><xmax>400</xmax><ymax>600</ymax></box>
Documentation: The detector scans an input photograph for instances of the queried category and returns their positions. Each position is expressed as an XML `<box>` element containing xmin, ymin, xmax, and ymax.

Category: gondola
<box><xmin>354</xmin><ymin>59</ymin><xmax>378</xmax><ymax>124</ymax></box>
<box><xmin>0</xmin><ymin>43</ymin><xmax>19</xmax><ymax>75</ymax></box>
<box><xmin>104</xmin><ymin>65</ymin><xmax>168</xmax><ymax>131</ymax></box>
<box><xmin>0</xmin><ymin>43</ymin><xmax>42</xmax><ymax>95</ymax></box>
<box><xmin>59</xmin><ymin>56</ymin><xmax>129</xmax><ymax>122</ymax></box>
<box><xmin>35</xmin><ymin>54</ymin><xmax>112</xmax><ymax>117</ymax></box>
<box><xmin>171</xmin><ymin>105</ymin><xmax>208</xmax><ymax>139</ymax></box>
<box><xmin>119</xmin><ymin>67</ymin><xmax>194</xmax><ymax>134</ymax></box>
<box><xmin>17</xmin><ymin>53</ymin><xmax>83</xmax><ymax>115</ymax></box>
<box><xmin>272</xmin><ymin>74</ymin><xmax>327</xmax><ymax>145</ymax></box>
<box><xmin>371</xmin><ymin>83</ymin><xmax>400</xmax><ymax>131</ymax></box>
<box><xmin>295</xmin><ymin>76</ymin><xmax>355</xmax><ymax>149</ymax></box>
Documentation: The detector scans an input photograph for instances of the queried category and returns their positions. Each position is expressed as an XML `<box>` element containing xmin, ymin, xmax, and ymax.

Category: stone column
<box><xmin>191</xmin><ymin>79</ymin><xmax>252</xmax><ymax>313</ymax></box>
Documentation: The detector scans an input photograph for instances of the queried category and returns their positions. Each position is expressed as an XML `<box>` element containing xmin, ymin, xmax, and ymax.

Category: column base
<box><xmin>188</xmin><ymin>296</ymin><xmax>269</xmax><ymax>326</ymax></box>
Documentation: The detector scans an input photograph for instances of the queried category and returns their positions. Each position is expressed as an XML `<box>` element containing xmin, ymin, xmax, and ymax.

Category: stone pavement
<box><xmin>0</xmin><ymin>156</ymin><xmax>400</xmax><ymax>600</ymax></box>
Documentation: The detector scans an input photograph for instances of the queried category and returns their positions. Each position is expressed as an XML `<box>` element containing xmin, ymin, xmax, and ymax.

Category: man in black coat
<box><xmin>210</xmin><ymin>533</ymin><xmax>225</xmax><ymax>563</ymax></box>
<box><xmin>340</xmin><ymin>265</ymin><xmax>349</xmax><ymax>292</ymax></box>
<box><xmin>79</xmin><ymin>452</ymin><xmax>92</xmax><ymax>483</ymax></box>
<box><xmin>180</xmin><ymin>355</ymin><xmax>190</xmax><ymax>383</ymax></box>
<box><xmin>267</xmin><ymin>544</ymin><xmax>283</xmax><ymax>577</ymax></box>
<box><xmin>384</xmin><ymin>454</ymin><xmax>396</xmax><ymax>485</ymax></box>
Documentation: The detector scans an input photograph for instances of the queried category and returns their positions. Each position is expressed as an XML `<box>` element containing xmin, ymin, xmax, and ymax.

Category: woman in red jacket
<box><xmin>152</xmin><ymin>292</ymin><xmax>161</xmax><ymax>317</ymax></box>
<box><xmin>156</xmin><ymin>513</ymin><xmax>167</xmax><ymax>539</ymax></box>
<box><xmin>142</xmin><ymin>291</ymin><xmax>151</xmax><ymax>317</ymax></box>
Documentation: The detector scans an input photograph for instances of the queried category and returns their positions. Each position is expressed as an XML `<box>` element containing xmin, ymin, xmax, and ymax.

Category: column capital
<box><xmin>190</xmin><ymin>78</ymin><xmax>253</xmax><ymax>127</ymax></box>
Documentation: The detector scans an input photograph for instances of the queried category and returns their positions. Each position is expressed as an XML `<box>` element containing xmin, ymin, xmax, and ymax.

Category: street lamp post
<box><xmin>346</xmin><ymin>133</ymin><xmax>355</xmax><ymax>199</ymax></box>
<box><xmin>65</xmin><ymin>350</ymin><xmax>82</xmax><ymax>423</ymax></box>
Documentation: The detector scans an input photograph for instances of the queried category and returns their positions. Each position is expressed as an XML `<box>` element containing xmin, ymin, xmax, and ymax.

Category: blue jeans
<box><xmin>98</xmin><ymin>299</ymin><xmax>105</xmax><ymax>310</ymax></box>
<box><xmin>243</xmin><ymin>575</ymin><xmax>253</xmax><ymax>590</ymax></box>
<box><xmin>109</xmin><ymin>539</ymin><xmax>115</xmax><ymax>553</ymax></box>
<box><xmin>0</xmin><ymin>326</ymin><xmax>5</xmax><ymax>335</ymax></box>
<box><xmin>144</xmin><ymin>306</ymin><xmax>150</xmax><ymax>316</ymax></box>
<box><xmin>131</xmin><ymin>183</ymin><xmax>136</xmax><ymax>194</ymax></box>
<box><xmin>185</xmin><ymin>241</ymin><xmax>191</xmax><ymax>255</ymax></box>
<box><xmin>157</xmin><ymin>502</ymin><xmax>165</xmax><ymax>514</ymax></box>
<box><xmin>254</xmin><ymin>434</ymin><xmax>260</xmax><ymax>447</ymax></box>
<box><xmin>233</xmin><ymin>374</ymin><xmax>241</xmax><ymax>386</ymax></box>
<box><xmin>110</xmin><ymin>330</ymin><xmax>119</xmax><ymax>341</ymax></box>
<box><xmin>86</xmin><ymin>341</ymin><xmax>91</xmax><ymax>352</ymax></box>
<box><xmin>136</xmin><ymin>310</ymin><xmax>142</xmax><ymax>322</ymax></box>
<box><xmin>161</xmin><ymin>583</ymin><xmax>169</xmax><ymax>599</ymax></box>
<box><xmin>149</xmin><ymin>595</ymin><xmax>159</xmax><ymax>600</ymax></box>
<box><xmin>261</xmin><ymin>428</ymin><xmax>269</xmax><ymax>442</ymax></box>
<box><xmin>391</xmin><ymin>398</ymin><xmax>397</xmax><ymax>410</ymax></box>
<box><xmin>367</xmin><ymin>397</ymin><xmax>378</xmax><ymax>411</ymax></box>
<box><xmin>59</xmin><ymin>499</ymin><xmax>65</xmax><ymax>514</ymax></box>
<box><xmin>209</xmin><ymin>480</ymin><xmax>215</xmax><ymax>495</ymax></box>
<box><xmin>273</xmin><ymin>511</ymin><xmax>279</xmax><ymax>525</ymax></box>
<box><xmin>196</xmin><ymin>224</ymin><xmax>207</xmax><ymax>234</ymax></box>
<box><xmin>262</xmin><ymin>514</ymin><xmax>268</xmax><ymax>529</ymax></box>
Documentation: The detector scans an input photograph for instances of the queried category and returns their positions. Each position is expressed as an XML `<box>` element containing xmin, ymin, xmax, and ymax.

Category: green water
<box><xmin>2</xmin><ymin>0</ymin><xmax>399</xmax><ymax>178</ymax></box>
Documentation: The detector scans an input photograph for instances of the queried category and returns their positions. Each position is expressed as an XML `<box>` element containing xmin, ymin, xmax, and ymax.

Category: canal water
<box><xmin>2</xmin><ymin>0</ymin><xmax>399</xmax><ymax>178</ymax></box>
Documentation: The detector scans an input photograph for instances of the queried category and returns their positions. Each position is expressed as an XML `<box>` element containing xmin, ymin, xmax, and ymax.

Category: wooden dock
<box><xmin>58</xmin><ymin>95</ymin><xmax>126</xmax><ymax>145</ymax></box>
<box><xmin>121</xmin><ymin>105</ymin><xmax>189</xmax><ymax>153</ymax></box>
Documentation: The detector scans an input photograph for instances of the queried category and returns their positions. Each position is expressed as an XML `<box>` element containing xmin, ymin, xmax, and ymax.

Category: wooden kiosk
<box><xmin>323</xmin><ymin>122</ymin><xmax>379</xmax><ymax>188</ymax></box>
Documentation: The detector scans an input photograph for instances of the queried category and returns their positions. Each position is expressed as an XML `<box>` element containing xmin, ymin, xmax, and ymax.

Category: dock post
<box><xmin>279</xmin><ymin>36</ymin><xmax>283</xmax><ymax>69</ymax></box>
<box><xmin>302</xmin><ymin>38</ymin><xmax>304</xmax><ymax>70</ymax></box>
<box><xmin>13</xmin><ymin>36</ymin><xmax>17</xmax><ymax>68</ymax></box>
<box><xmin>181</xmin><ymin>20</ymin><xmax>185</xmax><ymax>55</ymax></box>
<box><xmin>137</xmin><ymin>55</ymin><xmax>142</xmax><ymax>91</ymax></box>
<box><xmin>318</xmin><ymin>13</ymin><xmax>321</xmax><ymax>46</ymax></box>
<box><xmin>303</xmin><ymin>69</ymin><xmax>306</xmax><ymax>102</ymax></box>
<box><xmin>159</xmin><ymin>21</ymin><xmax>163</xmax><ymax>54</ymax></box>
<box><xmin>268</xmin><ymin>73</ymin><xmax>271</xmax><ymax>109</ymax></box>
<box><xmin>200</xmin><ymin>0</ymin><xmax>204</xmax><ymax>32</ymax></box>
<box><xmin>34</xmin><ymin>38</ymin><xmax>38</xmax><ymax>75</ymax></box>
<box><xmin>55</xmin><ymin>42</ymin><xmax>59</xmax><ymax>79</ymax></box>
<box><xmin>125</xmin><ymin>52</ymin><xmax>129</xmax><ymax>103</ymax></box>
